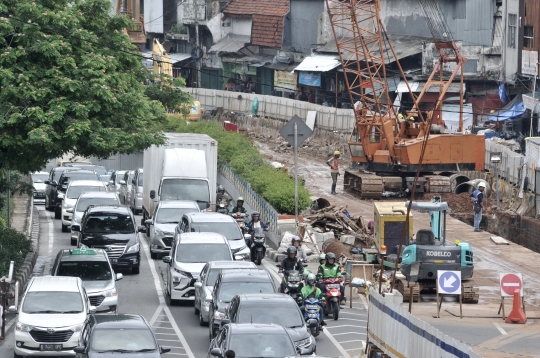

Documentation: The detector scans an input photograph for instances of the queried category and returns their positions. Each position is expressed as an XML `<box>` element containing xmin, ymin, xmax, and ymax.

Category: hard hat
<box><xmin>408</xmin><ymin>116</ymin><xmax>415</xmax><ymax>121</ymax></box>
<box><xmin>334</xmin><ymin>150</ymin><xmax>340</xmax><ymax>156</ymax></box>
<box><xmin>455</xmin><ymin>239</ymin><xmax>461</xmax><ymax>246</ymax></box>
<box><xmin>237</xmin><ymin>197</ymin><xmax>244</xmax><ymax>201</ymax></box>
<box><xmin>397</xmin><ymin>113</ymin><xmax>404</xmax><ymax>119</ymax></box>
<box><xmin>478</xmin><ymin>182</ymin><xmax>486</xmax><ymax>188</ymax></box>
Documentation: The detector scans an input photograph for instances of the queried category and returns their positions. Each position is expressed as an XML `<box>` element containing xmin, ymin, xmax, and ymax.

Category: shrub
<box><xmin>154</xmin><ymin>118</ymin><xmax>311</xmax><ymax>213</ymax></box>
<box><xmin>0</xmin><ymin>227</ymin><xmax>32</xmax><ymax>278</ymax></box>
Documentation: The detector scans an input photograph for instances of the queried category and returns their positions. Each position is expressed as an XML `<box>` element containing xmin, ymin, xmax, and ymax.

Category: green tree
<box><xmin>144</xmin><ymin>73</ymin><xmax>193</xmax><ymax>115</ymax></box>
<box><xmin>0</xmin><ymin>0</ymin><xmax>167</xmax><ymax>173</ymax></box>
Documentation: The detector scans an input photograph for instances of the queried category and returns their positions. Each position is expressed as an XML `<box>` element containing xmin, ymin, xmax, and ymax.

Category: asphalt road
<box><xmin>0</xmin><ymin>205</ymin><xmax>368</xmax><ymax>358</ymax></box>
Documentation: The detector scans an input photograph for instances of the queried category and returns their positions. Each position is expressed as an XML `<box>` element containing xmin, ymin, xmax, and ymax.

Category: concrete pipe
<box><xmin>449</xmin><ymin>174</ymin><xmax>471</xmax><ymax>193</ymax></box>
<box><xmin>455</xmin><ymin>180</ymin><xmax>491</xmax><ymax>197</ymax></box>
<box><xmin>470</xmin><ymin>179</ymin><xmax>491</xmax><ymax>197</ymax></box>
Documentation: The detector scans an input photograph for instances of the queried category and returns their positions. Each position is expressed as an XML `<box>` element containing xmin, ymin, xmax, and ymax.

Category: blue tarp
<box><xmin>488</xmin><ymin>94</ymin><xmax>526</xmax><ymax>122</ymax></box>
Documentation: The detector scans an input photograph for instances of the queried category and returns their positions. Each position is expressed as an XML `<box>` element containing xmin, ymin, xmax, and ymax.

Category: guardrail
<box><xmin>220</xmin><ymin>164</ymin><xmax>279</xmax><ymax>233</ymax></box>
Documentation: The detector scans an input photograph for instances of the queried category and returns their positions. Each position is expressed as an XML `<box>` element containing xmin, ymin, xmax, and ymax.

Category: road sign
<box><xmin>500</xmin><ymin>273</ymin><xmax>523</xmax><ymax>297</ymax></box>
<box><xmin>279</xmin><ymin>115</ymin><xmax>313</xmax><ymax>147</ymax></box>
<box><xmin>522</xmin><ymin>50</ymin><xmax>538</xmax><ymax>76</ymax></box>
<box><xmin>437</xmin><ymin>270</ymin><xmax>462</xmax><ymax>295</ymax></box>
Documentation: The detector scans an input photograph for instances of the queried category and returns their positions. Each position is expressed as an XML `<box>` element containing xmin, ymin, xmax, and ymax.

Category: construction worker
<box><xmin>326</xmin><ymin>151</ymin><xmax>340</xmax><ymax>195</ymax></box>
<box><xmin>471</xmin><ymin>182</ymin><xmax>486</xmax><ymax>232</ymax></box>
<box><xmin>397</xmin><ymin>113</ymin><xmax>404</xmax><ymax>120</ymax></box>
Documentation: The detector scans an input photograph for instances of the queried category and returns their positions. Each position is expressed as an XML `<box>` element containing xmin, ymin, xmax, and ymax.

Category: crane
<box><xmin>325</xmin><ymin>0</ymin><xmax>485</xmax><ymax>199</ymax></box>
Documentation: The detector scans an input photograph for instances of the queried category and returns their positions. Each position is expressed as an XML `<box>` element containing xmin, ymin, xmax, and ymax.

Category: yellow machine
<box><xmin>373</xmin><ymin>202</ymin><xmax>413</xmax><ymax>257</ymax></box>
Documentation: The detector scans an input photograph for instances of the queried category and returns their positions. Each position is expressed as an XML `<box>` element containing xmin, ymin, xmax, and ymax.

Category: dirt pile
<box><xmin>440</xmin><ymin>192</ymin><xmax>509</xmax><ymax>215</ymax></box>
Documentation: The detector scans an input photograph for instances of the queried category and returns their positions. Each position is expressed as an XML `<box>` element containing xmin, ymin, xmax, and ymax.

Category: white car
<box><xmin>31</xmin><ymin>171</ymin><xmax>48</xmax><ymax>204</ymax></box>
<box><xmin>69</xmin><ymin>191</ymin><xmax>120</xmax><ymax>246</ymax></box>
<box><xmin>10</xmin><ymin>276</ymin><xmax>95</xmax><ymax>357</ymax></box>
<box><xmin>162</xmin><ymin>232</ymin><xmax>238</xmax><ymax>304</ymax></box>
<box><xmin>61</xmin><ymin>180</ymin><xmax>107</xmax><ymax>233</ymax></box>
<box><xmin>194</xmin><ymin>260</ymin><xmax>256</xmax><ymax>326</ymax></box>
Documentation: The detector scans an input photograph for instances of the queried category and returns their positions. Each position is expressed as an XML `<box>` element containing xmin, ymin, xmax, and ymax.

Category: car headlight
<box><xmin>63</xmin><ymin>203</ymin><xmax>74</xmax><ymax>210</ymax></box>
<box><xmin>155</xmin><ymin>229</ymin><xmax>165</xmax><ymax>236</ymax></box>
<box><xmin>296</xmin><ymin>336</ymin><xmax>313</xmax><ymax>348</ymax></box>
<box><xmin>231</xmin><ymin>245</ymin><xmax>247</xmax><ymax>254</ymax></box>
<box><xmin>126</xmin><ymin>243</ymin><xmax>140</xmax><ymax>253</ymax></box>
<box><xmin>103</xmin><ymin>288</ymin><xmax>117</xmax><ymax>297</ymax></box>
<box><xmin>136</xmin><ymin>193</ymin><xmax>143</xmax><ymax>198</ymax></box>
<box><xmin>69</xmin><ymin>324</ymin><xmax>84</xmax><ymax>333</ymax></box>
<box><xmin>72</xmin><ymin>215</ymin><xmax>81</xmax><ymax>224</ymax></box>
<box><xmin>213</xmin><ymin>311</ymin><xmax>225</xmax><ymax>320</ymax></box>
<box><xmin>174</xmin><ymin>268</ymin><xmax>193</xmax><ymax>278</ymax></box>
<box><xmin>16</xmin><ymin>322</ymin><xmax>33</xmax><ymax>332</ymax></box>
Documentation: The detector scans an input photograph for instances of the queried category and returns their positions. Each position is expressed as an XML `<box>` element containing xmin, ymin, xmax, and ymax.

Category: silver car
<box><xmin>31</xmin><ymin>171</ymin><xmax>48</xmax><ymax>204</ymax></box>
<box><xmin>51</xmin><ymin>248</ymin><xmax>123</xmax><ymax>314</ymax></box>
<box><xmin>118</xmin><ymin>170</ymin><xmax>134</xmax><ymax>205</ymax></box>
<box><xmin>194</xmin><ymin>261</ymin><xmax>256</xmax><ymax>325</ymax></box>
<box><xmin>108</xmin><ymin>170</ymin><xmax>126</xmax><ymax>193</ymax></box>
<box><xmin>130</xmin><ymin>168</ymin><xmax>143</xmax><ymax>215</ymax></box>
<box><xmin>147</xmin><ymin>200</ymin><xmax>200</xmax><ymax>259</ymax></box>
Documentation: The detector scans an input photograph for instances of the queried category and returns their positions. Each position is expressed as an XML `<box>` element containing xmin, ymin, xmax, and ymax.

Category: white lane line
<box><xmin>329</xmin><ymin>332</ymin><xmax>356</xmax><ymax>336</ymax></box>
<box><xmin>338</xmin><ymin>317</ymin><xmax>368</xmax><ymax>322</ymax></box>
<box><xmin>141</xmin><ymin>238</ymin><xmax>195</xmax><ymax>358</ymax></box>
<box><xmin>493</xmin><ymin>322</ymin><xmax>508</xmax><ymax>335</ymax></box>
<box><xmin>163</xmin><ymin>353</ymin><xmax>187</xmax><ymax>356</ymax></box>
<box><xmin>154</xmin><ymin>327</ymin><xmax>176</xmax><ymax>330</ymax></box>
<box><xmin>346</xmin><ymin>347</ymin><xmax>364</xmax><ymax>351</ymax></box>
<box><xmin>46</xmin><ymin>212</ymin><xmax>54</xmax><ymax>256</ymax></box>
<box><xmin>338</xmin><ymin>339</ymin><xmax>365</xmax><ymax>344</ymax></box>
<box><xmin>150</xmin><ymin>305</ymin><xmax>165</xmax><ymax>326</ymax></box>
<box><xmin>326</xmin><ymin>325</ymin><xmax>367</xmax><ymax>330</ymax></box>
<box><xmin>339</xmin><ymin>311</ymin><xmax>367</xmax><ymax>316</ymax></box>
<box><xmin>155</xmin><ymin>333</ymin><xmax>178</xmax><ymax>336</ymax></box>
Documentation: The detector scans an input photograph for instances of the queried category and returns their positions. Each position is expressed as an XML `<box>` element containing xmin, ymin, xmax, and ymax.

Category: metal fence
<box><xmin>368</xmin><ymin>288</ymin><xmax>481</xmax><ymax>358</ymax></box>
<box><xmin>186</xmin><ymin>88</ymin><xmax>356</xmax><ymax>132</ymax></box>
<box><xmin>484</xmin><ymin>140</ymin><xmax>524</xmax><ymax>186</ymax></box>
<box><xmin>220</xmin><ymin>164</ymin><xmax>279</xmax><ymax>233</ymax></box>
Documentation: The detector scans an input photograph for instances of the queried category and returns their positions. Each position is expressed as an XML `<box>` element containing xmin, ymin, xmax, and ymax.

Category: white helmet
<box><xmin>478</xmin><ymin>182</ymin><xmax>486</xmax><ymax>188</ymax></box>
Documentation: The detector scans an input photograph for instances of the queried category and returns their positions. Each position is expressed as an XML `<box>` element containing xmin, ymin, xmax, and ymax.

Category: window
<box><xmin>524</xmin><ymin>26</ymin><xmax>534</xmax><ymax>49</ymax></box>
<box><xmin>508</xmin><ymin>14</ymin><xmax>517</xmax><ymax>48</ymax></box>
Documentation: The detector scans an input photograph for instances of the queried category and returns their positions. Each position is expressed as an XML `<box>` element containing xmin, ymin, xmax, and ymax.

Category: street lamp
<box><xmin>491</xmin><ymin>153</ymin><xmax>501</xmax><ymax>210</ymax></box>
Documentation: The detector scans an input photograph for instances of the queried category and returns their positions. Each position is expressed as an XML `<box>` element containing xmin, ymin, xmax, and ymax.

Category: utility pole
<box><xmin>193</xmin><ymin>0</ymin><xmax>201</xmax><ymax>88</ymax></box>
<box><xmin>530</xmin><ymin>67</ymin><xmax>537</xmax><ymax>137</ymax></box>
<box><xmin>294</xmin><ymin>123</ymin><xmax>298</xmax><ymax>225</ymax></box>
<box><xmin>7</xmin><ymin>170</ymin><xmax>10</xmax><ymax>229</ymax></box>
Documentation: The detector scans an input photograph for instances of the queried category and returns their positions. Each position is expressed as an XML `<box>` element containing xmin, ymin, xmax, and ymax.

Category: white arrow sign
<box><xmin>443</xmin><ymin>275</ymin><xmax>457</xmax><ymax>288</ymax></box>
<box><xmin>437</xmin><ymin>270</ymin><xmax>462</xmax><ymax>295</ymax></box>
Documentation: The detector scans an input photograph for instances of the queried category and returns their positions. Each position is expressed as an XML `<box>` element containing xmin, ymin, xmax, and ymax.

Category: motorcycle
<box><xmin>300</xmin><ymin>297</ymin><xmax>323</xmax><ymax>337</ymax></box>
<box><xmin>249</xmin><ymin>228</ymin><xmax>266</xmax><ymax>265</ymax></box>
<box><xmin>277</xmin><ymin>265</ymin><xmax>307</xmax><ymax>302</ymax></box>
<box><xmin>216</xmin><ymin>202</ymin><xmax>229</xmax><ymax>215</ymax></box>
<box><xmin>320</xmin><ymin>277</ymin><xmax>341</xmax><ymax>320</ymax></box>
<box><xmin>231</xmin><ymin>212</ymin><xmax>248</xmax><ymax>234</ymax></box>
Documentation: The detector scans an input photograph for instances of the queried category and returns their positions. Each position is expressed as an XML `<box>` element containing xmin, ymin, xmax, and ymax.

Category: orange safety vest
<box><xmin>331</xmin><ymin>158</ymin><xmax>339</xmax><ymax>171</ymax></box>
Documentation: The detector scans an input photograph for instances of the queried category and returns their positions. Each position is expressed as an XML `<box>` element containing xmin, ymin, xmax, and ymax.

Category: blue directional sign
<box><xmin>437</xmin><ymin>270</ymin><xmax>462</xmax><ymax>295</ymax></box>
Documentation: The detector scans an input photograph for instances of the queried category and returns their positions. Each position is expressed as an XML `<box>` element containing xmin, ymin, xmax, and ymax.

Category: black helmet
<box><xmin>287</xmin><ymin>246</ymin><xmax>297</xmax><ymax>256</ymax></box>
<box><xmin>251</xmin><ymin>211</ymin><xmax>260</xmax><ymax>219</ymax></box>
<box><xmin>218</xmin><ymin>185</ymin><xmax>224</xmax><ymax>192</ymax></box>
<box><xmin>326</xmin><ymin>252</ymin><xmax>336</xmax><ymax>261</ymax></box>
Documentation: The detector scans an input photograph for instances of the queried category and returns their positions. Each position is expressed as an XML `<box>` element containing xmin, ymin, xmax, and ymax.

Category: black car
<box><xmin>72</xmin><ymin>205</ymin><xmax>145</xmax><ymax>274</ymax></box>
<box><xmin>66</xmin><ymin>164</ymin><xmax>107</xmax><ymax>176</ymax></box>
<box><xmin>224</xmin><ymin>293</ymin><xmax>316</xmax><ymax>354</ymax></box>
<box><xmin>74</xmin><ymin>314</ymin><xmax>171</xmax><ymax>357</ymax></box>
<box><xmin>208</xmin><ymin>323</ymin><xmax>305</xmax><ymax>358</ymax></box>
<box><xmin>209</xmin><ymin>269</ymin><xmax>277</xmax><ymax>339</ymax></box>
<box><xmin>53</xmin><ymin>170</ymin><xmax>100</xmax><ymax>219</ymax></box>
<box><xmin>45</xmin><ymin>167</ymin><xmax>81</xmax><ymax>212</ymax></box>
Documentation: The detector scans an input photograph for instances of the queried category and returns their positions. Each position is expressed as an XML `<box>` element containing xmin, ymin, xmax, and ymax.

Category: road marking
<box><xmin>493</xmin><ymin>322</ymin><xmax>508</xmax><ymax>335</ymax></box>
<box><xmin>141</xmin><ymin>239</ymin><xmax>195</xmax><ymax>358</ymax></box>
<box><xmin>154</xmin><ymin>327</ymin><xmax>176</xmax><ymax>330</ymax></box>
<box><xmin>339</xmin><ymin>311</ymin><xmax>367</xmax><ymax>316</ymax></box>
<box><xmin>46</xmin><ymin>212</ymin><xmax>54</xmax><ymax>256</ymax></box>
<box><xmin>338</xmin><ymin>339</ymin><xmax>365</xmax><ymax>344</ymax></box>
<box><xmin>323</xmin><ymin>328</ymin><xmax>351</xmax><ymax>358</ymax></box>
<box><xmin>150</xmin><ymin>304</ymin><xmax>165</xmax><ymax>326</ymax></box>
<box><xmin>326</xmin><ymin>325</ymin><xmax>367</xmax><ymax>330</ymax></box>
<box><xmin>338</xmin><ymin>317</ymin><xmax>368</xmax><ymax>322</ymax></box>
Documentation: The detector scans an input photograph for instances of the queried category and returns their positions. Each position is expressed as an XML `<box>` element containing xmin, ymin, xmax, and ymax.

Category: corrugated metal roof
<box><xmin>294</xmin><ymin>54</ymin><xmax>341</xmax><ymax>72</ymax></box>
<box><xmin>396</xmin><ymin>81</ymin><xmax>465</xmax><ymax>93</ymax></box>
<box><xmin>209</xmin><ymin>34</ymin><xmax>251</xmax><ymax>54</ymax></box>
<box><xmin>265</xmin><ymin>62</ymin><xmax>299</xmax><ymax>71</ymax></box>
<box><xmin>168</xmin><ymin>53</ymin><xmax>191</xmax><ymax>64</ymax></box>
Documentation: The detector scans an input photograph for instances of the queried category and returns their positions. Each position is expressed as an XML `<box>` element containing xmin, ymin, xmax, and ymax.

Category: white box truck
<box><xmin>142</xmin><ymin>133</ymin><xmax>218</xmax><ymax>221</ymax></box>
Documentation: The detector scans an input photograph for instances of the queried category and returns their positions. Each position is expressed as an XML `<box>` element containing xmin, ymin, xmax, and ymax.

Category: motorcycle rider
<box><xmin>298</xmin><ymin>273</ymin><xmax>326</xmax><ymax>326</ymax></box>
<box><xmin>229</xmin><ymin>197</ymin><xmax>247</xmax><ymax>214</ymax></box>
<box><xmin>278</xmin><ymin>246</ymin><xmax>303</xmax><ymax>293</ymax></box>
<box><xmin>317</xmin><ymin>252</ymin><xmax>346</xmax><ymax>306</ymax></box>
<box><xmin>246</xmin><ymin>211</ymin><xmax>269</xmax><ymax>234</ymax></box>
<box><xmin>292</xmin><ymin>236</ymin><xmax>307</xmax><ymax>262</ymax></box>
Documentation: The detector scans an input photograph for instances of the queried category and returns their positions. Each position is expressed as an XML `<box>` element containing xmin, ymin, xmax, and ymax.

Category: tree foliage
<box><xmin>0</xmin><ymin>0</ymin><xmax>167</xmax><ymax>172</ymax></box>
<box><xmin>144</xmin><ymin>74</ymin><xmax>193</xmax><ymax>115</ymax></box>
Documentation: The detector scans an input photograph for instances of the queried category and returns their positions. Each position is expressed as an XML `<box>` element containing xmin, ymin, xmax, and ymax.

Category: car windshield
<box><xmin>137</xmin><ymin>173</ymin><xmax>143</xmax><ymax>186</ymax></box>
<box><xmin>67</xmin><ymin>185</ymin><xmax>106</xmax><ymax>199</ymax></box>
<box><xmin>99</xmin><ymin>175</ymin><xmax>111</xmax><ymax>182</ymax></box>
<box><xmin>70</xmin><ymin>166</ymin><xmax>107</xmax><ymax>175</ymax></box>
<box><xmin>175</xmin><ymin>244</ymin><xmax>231</xmax><ymax>263</ymax></box>
<box><xmin>61</xmin><ymin>173</ymin><xmax>99</xmax><ymax>184</ymax></box>
<box><xmin>126</xmin><ymin>172</ymin><xmax>134</xmax><ymax>185</ymax></box>
<box><xmin>91</xmin><ymin>328</ymin><xmax>156</xmax><ymax>352</ymax></box>
<box><xmin>84</xmin><ymin>214</ymin><xmax>135</xmax><ymax>234</ymax></box>
<box><xmin>238</xmin><ymin>305</ymin><xmax>303</xmax><ymax>328</ymax></box>
<box><xmin>156</xmin><ymin>208</ymin><xmax>197</xmax><ymax>224</ymax></box>
<box><xmin>229</xmin><ymin>333</ymin><xmax>296</xmax><ymax>357</ymax></box>
<box><xmin>22</xmin><ymin>291</ymin><xmax>83</xmax><ymax>313</ymax></box>
<box><xmin>115</xmin><ymin>172</ymin><xmax>126</xmax><ymax>184</ymax></box>
<box><xmin>57</xmin><ymin>261</ymin><xmax>112</xmax><ymax>281</ymax></box>
<box><xmin>161</xmin><ymin>179</ymin><xmax>209</xmax><ymax>202</ymax></box>
<box><xmin>218</xmin><ymin>282</ymin><xmax>275</xmax><ymax>303</ymax></box>
<box><xmin>32</xmin><ymin>174</ymin><xmax>48</xmax><ymax>183</ymax></box>
<box><xmin>190</xmin><ymin>222</ymin><xmax>242</xmax><ymax>240</ymax></box>
<box><xmin>76</xmin><ymin>198</ymin><xmax>119</xmax><ymax>212</ymax></box>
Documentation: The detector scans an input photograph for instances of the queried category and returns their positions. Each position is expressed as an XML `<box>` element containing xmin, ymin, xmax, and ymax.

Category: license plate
<box><xmin>306</xmin><ymin>305</ymin><xmax>319</xmax><ymax>310</ymax></box>
<box><xmin>40</xmin><ymin>344</ymin><xmax>62</xmax><ymax>351</ymax></box>
<box><xmin>327</xmin><ymin>284</ymin><xmax>340</xmax><ymax>288</ymax></box>
<box><xmin>111</xmin><ymin>259</ymin><xmax>118</xmax><ymax>263</ymax></box>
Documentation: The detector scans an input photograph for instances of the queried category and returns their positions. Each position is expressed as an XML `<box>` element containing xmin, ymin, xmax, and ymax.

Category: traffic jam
<box><xmin>15</xmin><ymin>142</ymin><xmax>358</xmax><ymax>358</ymax></box>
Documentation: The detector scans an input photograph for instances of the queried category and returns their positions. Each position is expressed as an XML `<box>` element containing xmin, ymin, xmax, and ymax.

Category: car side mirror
<box><xmin>137</xmin><ymin>226</ymin><xmax>146</xmax><ymax>233</ymax></box>
<box><xmin>150</xmin><ymin>190</ymin><xmax>156</xmax><ymax>199</ymax></box>
<box><xmin>120</xmin><ymin>180</ymin><xmax>126</xmax><ymax>185</ymax></box>
<box><xmin>160</xmin><ymin>346</ymin><xmax>171</xmax><ymax>354</ymax></box>
<box><xmin>162</xmin><ymin>256</ymin><xmax>172</xmax><ymax>264</ymax></box>
<box><xmin>145</xmin><ymin>219</ymin><xmax>153</xmax><ymax>225</ymax></box>
<box><xmin>66</xmin><ymin>208</ymin><xmax>74</xmax><ymax>213</ymax></box>
<box><xmin>234</xmin><ymin>255</ymin><xmax>244</xmax><ymax>261</ymax></box>
<box><xmin>71</xmin><ymin>224</ymin><xmax>80</xmax><ymax>232</ymax></box>
<box><xmin>194</xmin><ymin>282</ymin><xmax>202</xmax><ymax>288</ymax></box>
<box><xmin>116</xmin><ymin>273</ymin><xmax>123</xmax><ymax>281</ymax></box>
<box><xmin>244</xmin><ymin>234</ymin><xmax>251</xmax><ymax>240</ymax></box>
<box><xmin>44</xmin><ymin>180</ymin><xmax>50</xmax><ymax>185</ymax></box>
<box><xmin>51</xmin><ymin>180</ymin><xmax>58</xmax><ymax>186</ymax></box>
<box><xmin>57</xmin><ymin>193</ymin><xmax>64</xmax><ymax>199</ymax></box>
<box><xmin>109</xmin><ymin>180</ymin><xmax>114</xmax><ymax>185</ymax></box>
<box><xmin>210</xmin><ymin>348</ymin><xmax>223</xmax><ymax>357</ymax></box>
<box><xmin>74</xmin><ymin>346</ymin><xmax>85</xmax><ymax>354</ymax></box>
<box><xmin>8</xmin><ymin>305</ymin><xmax>17</xmax><ymax>314</ymax></box>
<box><xmin>89</xmin><ymin>306</ymin><xmax>97</xmax><ymax>314</ymax></box>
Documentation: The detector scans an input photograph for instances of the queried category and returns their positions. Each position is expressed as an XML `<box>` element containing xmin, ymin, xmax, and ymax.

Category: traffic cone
<box><xmin>505</xmin><ymin>289</ymin><xmax>527</xmax><ymax>324</ymax></box>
